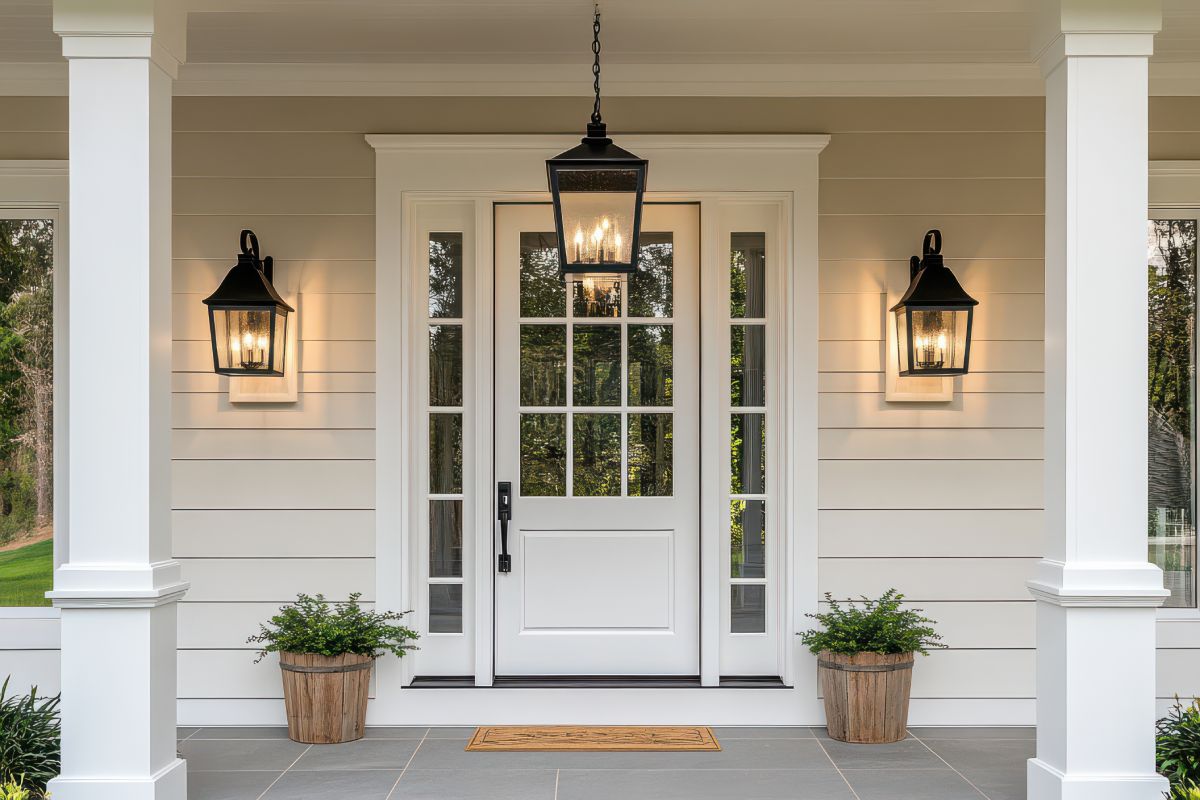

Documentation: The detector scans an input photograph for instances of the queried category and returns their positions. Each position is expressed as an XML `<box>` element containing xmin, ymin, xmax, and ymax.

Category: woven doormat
<box><xmin>466</xmin><ymin>725</ymin><xmax>720</xmax><ymax>752</ymax></box>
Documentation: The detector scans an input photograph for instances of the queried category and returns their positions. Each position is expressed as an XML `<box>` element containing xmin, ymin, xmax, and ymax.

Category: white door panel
<box><xmin>494</xmin><ymin>202</ymin><xmax>700</xmax><ymax>676</ymax></box>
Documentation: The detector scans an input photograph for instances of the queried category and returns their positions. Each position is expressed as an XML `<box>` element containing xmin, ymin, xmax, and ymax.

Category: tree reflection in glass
<box><xmin>520</xmin><ymin>233</ymin><xmax>565</xmax><ymax>318</ymax></box>
<box><xmin>573</xmin><ymin>325</ymin><xmax>621</xmax><ymax>406</ymax></box>
<box><xmin>520</xmin><ymin>325</ymin><xmax>566</xmax><ymax>406</ymax></box>
<box><xmin>628</xmin><ymin>413</ymin><xmax>672</xmax><ymax>496</ymax></box>
<box><xmin>573</xmin><ymin>414</ymin><xmax>621</xmax><ymax>496</ymax></box>
<box><xmin>521</xmin><ymin>413</ymin><xmax>566</xmax><ymax>496</ymax></box>
<box><xmin>629</xmin><ymin>233</ymin><xmax>673</xmax><ymax>318</ymax></box>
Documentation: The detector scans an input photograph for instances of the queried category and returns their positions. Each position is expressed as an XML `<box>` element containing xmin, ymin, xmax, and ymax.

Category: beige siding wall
<box><xmin>2</xmin><ymin>95</ymin><xmax>1200</xmax><ymax>716</ymax></box>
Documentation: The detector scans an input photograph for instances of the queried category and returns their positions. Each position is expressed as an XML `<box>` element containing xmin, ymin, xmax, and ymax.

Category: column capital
<box><xmin>1032</xmin><ymin>0</ymin><xmax>1161</xmax><ymax>74</ymax></box>
<box><xmin>53</xmin><ymin>0</ymin><xmax>186</xmax><ymax>76</ymax></box>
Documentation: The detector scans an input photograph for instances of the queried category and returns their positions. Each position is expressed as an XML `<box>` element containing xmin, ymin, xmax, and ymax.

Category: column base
<box><xmin>1029</xmin><ymin>758</ymin><xmax>1168</xmax><ymax>800</ymax></box>
<box><xmin>47</xmin><ymin>757</ymin><xmax>186</xmax><ymax>800</ymax></box>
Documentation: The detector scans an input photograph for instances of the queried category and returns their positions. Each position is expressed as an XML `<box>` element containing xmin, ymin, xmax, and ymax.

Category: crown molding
<box><xmin>3</xmin><ymin>59</ymin><xmax>1199</xmax><ymax>97</ymax></box>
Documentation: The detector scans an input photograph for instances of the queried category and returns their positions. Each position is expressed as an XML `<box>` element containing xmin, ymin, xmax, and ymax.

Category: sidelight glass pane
<box><xmin>573</xmin><ymin>325</ymin><xmax>621</xmax><ymax>406</ymax></box>
<box><xmin>520</xmin><ymin>232</ymin><xmax>565</xmax><ymax>317</ymax></box>
<box><xmin>731</xmin><ymin>500</ymin><xmax>766</xmax><ymax>579</ymax></box>
<box><xmin>429</xmin><ymin>584</ymin><xmax>463</xmax><ymax>633</ymax></box>
<box><xmin>731</xmin><ymin>325</ymin><xmax>766</xmax><ymax>407</ymax></box>
<box><xmin>429</xmin><ymin>414</ymin><xmax>462</xmax><ymax>494</ymax></box>
<box><xmin>629</xmin><ymin>232</ymin><xmax>673</xmax><ymax>318</ymax></box>
<box><xmin>731</xmin><ymin>585</ymin><xmax>766</xmax><ymax>633</ymax></box>
<box><xmin>1148</xmin><ymin>218</ymin><xmax>1198</xmax><ymax>607</ymax></box>
<box><xmin>731</xmin><ymin>232</ymin><xmax>766</xmax><ymax>318</ymax></box>
<box><xmin>521</xmin><ymin>413</ymin><xmax>566</xmax><ymax>496</ymax></box>
<box><xmin>573</xmin><ymin>278</ymin><xmax>622</xmax><ymax>318</ymax></box>
<box><xmin>429</xmin><ymin>325</ymin><xmax>463</xmax><ymax>406</ymax></box>
<box><xmin>628</xmin><ymin>413</ymin><xmax>673</xmax><ymax>497</ymax></box>
<box><xmin>521</xmin><ymin>324</ymin><xmax>567</xmax><ymax>406</ymax></box>
<box><xmin>731</xmin><ymin>413</ymin><xmax>766</xmax><ymax>494</ymax></box>
<box><xmin>573</xmin><ymin>414</ymin><xmax>622</xmax><ymax>496</ymax></box>
<box><xmin>628</xmin><ymin>325</ymin><xmax>673</xmax><ymax>406</ymax></box>
<box><xmin>429</xmin><ymin>500</ymin><xmax>463</xmax><ymax>578</ymax></box>
<box><xmin>429</xmin><ymin>232</ymin><xmax>463</xmax><ymax>318</ymax></box>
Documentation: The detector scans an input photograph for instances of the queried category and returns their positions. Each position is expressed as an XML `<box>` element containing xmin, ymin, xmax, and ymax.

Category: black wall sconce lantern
<box><xmin>203</xmin><ymin>230</ymin><xmax>294</xmax><ymax>376</ymax></box>
<box><xmin>546</xmin><ymin>4</ymin><xmax>647</xmax><ymax>278</ymax></box>
<box><xmin>890</xmin><ymin>230</ymin><xmax>978</xmax><ymax>376</ymax></box>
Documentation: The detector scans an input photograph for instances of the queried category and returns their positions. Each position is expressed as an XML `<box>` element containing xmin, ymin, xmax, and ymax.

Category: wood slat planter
<box><xmin>817</xmin><ymin>650</ymin><xmax>915</xmax><ymax>744</ymax></box>
<box><xmin>279</xmin><ymin>651</ymin><xmax>374</xmax><ymax>744</ymax></box>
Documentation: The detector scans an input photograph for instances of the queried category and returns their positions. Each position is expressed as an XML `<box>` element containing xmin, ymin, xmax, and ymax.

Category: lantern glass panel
<box><xmin>213</xmin><ymin>308</ymin><xmax>281</xmax><ymax>373</ymax></box>
<box><xmin>269</xmin><ymin>307</ymin><xmax>289</xmax><ymax>374</ymax></box>
<box><xmin>894</xmin><ymin>307</ymin><xmax>971</xmax><ymax>375</ymax></box>
<box><xmin>555</xmin><ymin>167</ymin><xmax>639</xmax><ymax>267</ymax></box>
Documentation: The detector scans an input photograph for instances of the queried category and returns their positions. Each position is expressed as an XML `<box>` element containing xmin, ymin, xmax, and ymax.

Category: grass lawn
<box><xmin>0</xmin><ymin>538</ymin><xmax>52</xmax><ymax>607</ymax></box>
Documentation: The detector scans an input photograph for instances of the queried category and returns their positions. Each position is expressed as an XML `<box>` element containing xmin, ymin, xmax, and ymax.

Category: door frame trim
<box><xmin>369</xmin><ymin>134</ymin><xmax>829</xmax><ymax>720</ymax></box>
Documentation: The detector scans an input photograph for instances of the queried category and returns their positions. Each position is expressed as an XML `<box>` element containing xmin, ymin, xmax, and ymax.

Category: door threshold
<box><xmin>408</xmin><ymin>675</ymin><xmax>789</xmax><ymax>689</ymax></box>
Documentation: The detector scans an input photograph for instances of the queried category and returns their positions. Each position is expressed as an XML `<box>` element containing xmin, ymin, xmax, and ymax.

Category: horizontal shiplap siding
<box><xmin>4</xmin><ymin>95</ymin><xmax>1200</xmax><ymax>717</ymax></box>
<box><xmin>816</xmin><ymin>98</ymin><xmax>1045</xmax><ymax>712</ymax></box>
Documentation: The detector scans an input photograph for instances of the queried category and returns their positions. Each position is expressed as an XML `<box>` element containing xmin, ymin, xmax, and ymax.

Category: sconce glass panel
<box><xmin>894</xmin><ymin>306</ymin><xmax>973</xmax><ymax>376</ymax></box>
<box><xmin>211</xmin><ymin>307</ymin><xmax>287</xmax><ymax>376</ymax></box>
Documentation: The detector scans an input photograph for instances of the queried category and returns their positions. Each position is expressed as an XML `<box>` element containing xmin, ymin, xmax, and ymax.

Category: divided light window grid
<box><xmin>1148</xmin><ymin>216</ymin><xmax>1199</xmax><ymax>608</ymax></box>
<box><xmin>729</xmin><ymin>232</ymin><xmax>767</xmax><ymax>633</ymax></box>
<box><xmin>427</xmin><ymin>232</ymin><xmax>465</xmax><ymax>633</ymax></box>
<box><xmin>518</xmin><ymin>232</ymin><xmax>675</xmax><ymax>499</ymax></box>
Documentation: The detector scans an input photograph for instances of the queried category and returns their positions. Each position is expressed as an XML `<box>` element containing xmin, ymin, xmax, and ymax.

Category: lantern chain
<box><xmin>591</xmin><ymin>4</ymin><xmax>602</xmax><ymax>125</ymax></box>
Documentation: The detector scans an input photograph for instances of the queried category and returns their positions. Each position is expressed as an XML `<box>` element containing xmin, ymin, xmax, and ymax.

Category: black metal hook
<box><xmin>923</xmin><ymin>229</ymin><xmax>942</xmax><ymax>257</ymax></box>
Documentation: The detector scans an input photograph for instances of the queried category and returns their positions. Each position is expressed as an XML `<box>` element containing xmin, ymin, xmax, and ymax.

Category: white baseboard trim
<box><xmin>47</xmin><ymin>758</ymin><xmax>186</xmax><ymax>800</ymax></box>
<box><xmin>1028</xmin><ymin>758</ymin><xmax>1168</xmax><ymax>800</ymax></box>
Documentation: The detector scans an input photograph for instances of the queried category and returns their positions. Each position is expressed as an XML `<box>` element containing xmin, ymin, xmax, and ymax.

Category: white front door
<box><xmin>493</xmin><ymin>203</ymin><xmax>700</xmax><ymax>676</ymax></box>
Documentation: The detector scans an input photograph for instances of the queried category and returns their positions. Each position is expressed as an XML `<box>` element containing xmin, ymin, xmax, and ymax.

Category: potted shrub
<box><xmin>799</xmin><ymin>589</ymin><xmax>943</xmax><ymax>744</ymax></box>
<box><xmin>249</xmin><ymin>593</ymin><xmax>418</xmax><ymax>744</ymax></box>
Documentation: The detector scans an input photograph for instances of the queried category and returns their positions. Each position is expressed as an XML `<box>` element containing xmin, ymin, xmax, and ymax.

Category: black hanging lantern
<box><xmin>890</xmin><ymin>230</ymin><xmax>978</xmax><ymax>376</ymax></box>
<box><xmin>546</xmin><ymin>4</ymin><xmax>647</xmax><ymax>277</ymax></box>
<box><xmin>202</xmin><ymin>230</ymin><xmax>294</xmax><ymax>376</ymax></box>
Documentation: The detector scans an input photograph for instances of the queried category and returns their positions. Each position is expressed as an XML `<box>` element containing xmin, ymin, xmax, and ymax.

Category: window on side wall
<box><xmin>0</xmin><ymin>215</ymin><xmax>55</xmax><ymax>608</ymax></box>
<box><xmin>1148</xmin><ymin>214</ymin><xmax>1199</xmax><ymax>608</ymax></box>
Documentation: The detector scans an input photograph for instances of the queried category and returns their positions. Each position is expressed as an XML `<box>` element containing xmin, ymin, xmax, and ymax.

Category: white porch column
<box><xmin>1031</xmin><ymin>2</ymin><xmax>1166</xmax><ymax>799</ymax></box>
<box><xmin>48</xmin><ymin>2</ymin><xmax>187</xmax><ymax>799</ymax></box>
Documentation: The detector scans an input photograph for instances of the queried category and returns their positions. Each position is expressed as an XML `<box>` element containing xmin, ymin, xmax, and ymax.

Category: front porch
<box><xmin>178</xmin><ymin>726</ymin><xmax>1032</xmax><ymax>800</ymax></box>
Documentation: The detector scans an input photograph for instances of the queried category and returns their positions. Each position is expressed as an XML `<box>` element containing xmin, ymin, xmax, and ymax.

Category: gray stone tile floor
<box><xmin>179</xmin><ymin>725</ymin><xmax>1033</xmax><ymax>800</ymax></box>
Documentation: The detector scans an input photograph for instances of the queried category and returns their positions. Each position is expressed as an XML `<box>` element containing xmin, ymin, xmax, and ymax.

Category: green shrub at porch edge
<box><xmin>798</xmin><ymin>589</ymin><xmax>944</xmax><ymax>656</ymax></box>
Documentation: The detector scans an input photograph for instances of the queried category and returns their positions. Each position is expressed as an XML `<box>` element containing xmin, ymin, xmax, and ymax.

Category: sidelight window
<box><xmin>1148</xmin><ymin>216</ymin><xmax>1199</xmax><ymax>608</ymax></box>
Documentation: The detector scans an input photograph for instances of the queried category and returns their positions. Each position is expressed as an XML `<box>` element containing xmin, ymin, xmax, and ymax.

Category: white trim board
<box><xmin>5</xmin><ymin>59</ymin><xmax>1200</xmax><ymax>97</ymax></box>
<box><xmin>369</xmin><ymin>134</ymin><xmax>826</xmax><ymax>722</ymax></box>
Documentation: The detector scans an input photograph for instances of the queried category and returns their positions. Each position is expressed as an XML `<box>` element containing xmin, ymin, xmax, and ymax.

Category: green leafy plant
<box><xmin>0</xmin><ymin>776</ymin><xmax>35</xmax><ymax>800</ymax></box>
<box><xmin>798</xmin><ymin>589</ymin><xmax>945</xmax><ymax>656</ymax></box>
<box><xmin>0</xmin><ymin>677</ymin><xmax>60</xmax><ymax>798</ymax></box>
<box><xmin>1158</xmin><ymin>697</ymin><xmax>1200</xmax><ymax>798</ymax></box>
<box><xmin>247</xmin><ymin>593</ymin><xmax>419</xmax><ymax>663</ymax></box>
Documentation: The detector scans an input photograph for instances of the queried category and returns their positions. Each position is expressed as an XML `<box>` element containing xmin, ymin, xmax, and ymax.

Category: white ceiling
<box><xmin>1</xmin><ymin>0</ymin><xmax>1198</xmax><ymax>95</ymax></box>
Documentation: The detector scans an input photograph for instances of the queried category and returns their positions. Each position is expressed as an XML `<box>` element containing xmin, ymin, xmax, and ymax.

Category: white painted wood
<box><xmin>177</xmin><ymin>600</ymin><xmax>374</xmax><ymax>649</ymax></box>
<box><xmin>178</xmin><ymin>558</ymin><xmax>374</xmax><ymax>603</ymax></box>
<box><xmin>1030</xmin><ymin>8</ymin><xmax>1169</xmax><ymax>798</ymax></box>
<box><xmin>819</xmin><ymin>370</ymin><xmax>1044</xmax><ymax>394</ymax></box>
<box><xmin>820</xmin><ymin>557</ymin><xmax>1041</xmax><ymax>601</ymax></box>
<box><xmin>820</xmin><ymin>340</ymin><xmax>1044</xmax><ymax>373</ymax></box>
<box><xmin>819</xmin><ymin>460</ymin><xmax>1043</xmax><ymax>509</ymax></box>
<box><xmin>173</xmin><ymin>291</ymin><xmax>374</xmax><ymax>341</ymax></box>
<box><xmin>0</xmin><ymin>651</ymin><xmax>60</xmax><ymax>695</ymax></box>
<box><xmin>229</xmin><ymin>290</ymin><xmax>300</xmax><ymax>403</ymax></box>
<box><xmin>171</xmin><ymin>429</ymin><xmax>374</xmax><ymax>460</ymax></box>
<box><xmin>174</xmin><ymin>258</ymin><xmax>375</xmax><ymax>294</ymax></box>
<box><xmin>49</xmin><ymin>4</ymin><xmax>188</xmax><ymax>794</ymax></box>
<box><xmin>818</xmin><ymin>509</ymin><xmax>1043</xmax><ymax>557</ymax></box>
<box><xmin>172</xmin><ymin>392</ymin><xmax>373</xmax><ymax>429</ymax></box>
<box><xmin>174</xmin><ymin>338</ymin><xmax>374</xmax><ymax>373</ymax></box>
<box><xmin>884</xmin><ymin>260</ymin><xmax>953</xmax><ymax>402</ymax></box>
<box><xmin>819</xmin><ymin>392</ymin><xmax>1043</xmax><ymax>428</ymax></box>
<box><xmin>492</xmin><ymin>203</ymin><xmax>701</xmax><ymax>676</ymax></box>
<box><xmin>0</xmin><ymin>618</ymin><xmax>61</xmax><ymax>650</ymax></box>
<box><xmin>819</xmin><ymin>428</ymin><xmax>1043</xmax><ymax>460</ymax></box>
<box><xmin>171</xmin><ymin>460</ymin><xmax>374</xmax><ymax>509</ymax></box>
<box><xmin>821</xmin><ymin>259</ymin><xmax>1046</xmax><ymax>295</ymax></box>
<box><xmin>172</xmin><ymin>509</ymin><xmax>374</xmax><ymax>557</ymax></box>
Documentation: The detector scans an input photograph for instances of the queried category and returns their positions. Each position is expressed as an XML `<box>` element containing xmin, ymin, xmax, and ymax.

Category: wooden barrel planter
<box><xmin>279</xmin><ymin>652</ymin><xmax>374</xmax><ymax>744</ymax></box>
<box><xmin>818</xmin><ymin>650</ymin><xmax>915</xmax><ymax>744</ymax></box>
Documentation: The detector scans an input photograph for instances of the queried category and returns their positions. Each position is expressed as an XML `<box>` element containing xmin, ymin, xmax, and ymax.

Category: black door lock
<box><xmin>497</xmin><ymin>481</ymin><xmax>512</xmax><ymax>573</ymax></box>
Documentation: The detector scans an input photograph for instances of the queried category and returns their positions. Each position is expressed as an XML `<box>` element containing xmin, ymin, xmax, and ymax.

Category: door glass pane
<box><xmin>520</xmin><ymin>324</ymin><xmax>566</xmax><ymax>406</ymax></box>
<box><xmin>731</xmin><ymin>585</ymin><xmax>766</xmax><ymax>633</ymax></box>
<box><xmin>429</xmin><ymin>584</ymin><xmax>463</xmax><ymax>633</ymax></box>
<box><xmin>429</xmin><ymin>500</ymin><xmax>463</xmax><ymax>577</ymax></box>
<box><xmin>731</xmin><ymin>413</ymin><xmax>766</xmax><ymax>494</ymax></box>
<box><xmin>573</xmin><ymin>278</ymin><xmax>622</xmax><ymax>318</ymax></box>
<box><xmin>731</xmin><ymin>500</ymin><xmax>766</xmax><ymax>578</ymax></box>
<box><xmin>573</xmin><ymin>325</ymin><xmax>621</xmax><ymax>406</ymax></box>
<box><xmin>429</xmin><ymin>325</ymin><xmax>463</xmax><ymax>406</ymax></box>
<box><xmin>731</xmin><ymin>325</ymin><xmax>766</xmax><ymax>407</ymax></box>
<box><xmin>628</xmin><ymin>325</ymin><xmax>672</xmax><ymax>406</ymax></box>
<box><xmin>520</xmin><ymin>232</ymin><xmax>565</xmax><ymax>317</ymax></box>
<box><xmin>731</xmin><ymin>232</ymin><xmax>766</xmax><ymax>318</ymax></box>
<box><xmin>629</xmin><ymin>232</ymin><xmax>673</xmax><ymax>317</ymax></box>
<box><xmin>1148</xmin><ymin>218</ymin><xmax>1198</xmax><ymax>607</ymax></box>
<box><xmin>628</xmin><ymin>413</ymin><xmax>672</xmax><ymax>497</ymax></box>
<box><xmin>573</xmin><ymin>413</ymin><xmax>621</xmax><ymax>496</ymax></box>
<box><xmin>429</xmin><ymin>232</ymin><xmax>462</xmax><ymax>318</ymax></box>
<box><xmin>429</xmin><ymin>414</ymin><xmax>462</xmax><ymax>493</ymax></box>
<box><xmin>521</xmin><ymin>413</ymin><xmax>566</xmax><ymax>496</ymax></box>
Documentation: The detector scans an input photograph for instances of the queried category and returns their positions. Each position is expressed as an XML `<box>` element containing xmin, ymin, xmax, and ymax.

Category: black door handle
<box><xmin>497</xmin><ymin>481</ymin><xmax>512</xmax><ymax>573</ymax></box>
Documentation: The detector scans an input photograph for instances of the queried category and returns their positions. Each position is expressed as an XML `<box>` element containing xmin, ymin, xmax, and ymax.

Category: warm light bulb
<box><xmin>257</xmin><ymin>336</ymin><xmax>269</xmax><ymax>350</ymax></box>
<box><xmin>592</xmin><ymin>226</ymin><xmax>603</xmax><ymax>242</ymax></box>
<box><xmin>614</xmin><ymin>233</ymin><xmax>623</xmax><ymax>250</ymax></box>
<box><xmin>574</xmin><ymin>229</ymin><xmax>584</xmax><ymax>245</ymax></box>
<box><xmin>230</xmin><ymin>338</ymin><xmax>241</xmax><ymax>351</ymax></box>
<box><xmin>601</xmin><ymin>217</ymin><xmax>610</xmax><ymax>231</ymax></box>
<box><xmin>242</xmin><ymin>333</ymin><xmax>254</xmax><ymax>349</ymax></box>
<box><xmin>937</xmin><ymin>333</ymin><xmax>947</xmax><ymax>349</ymax></box>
